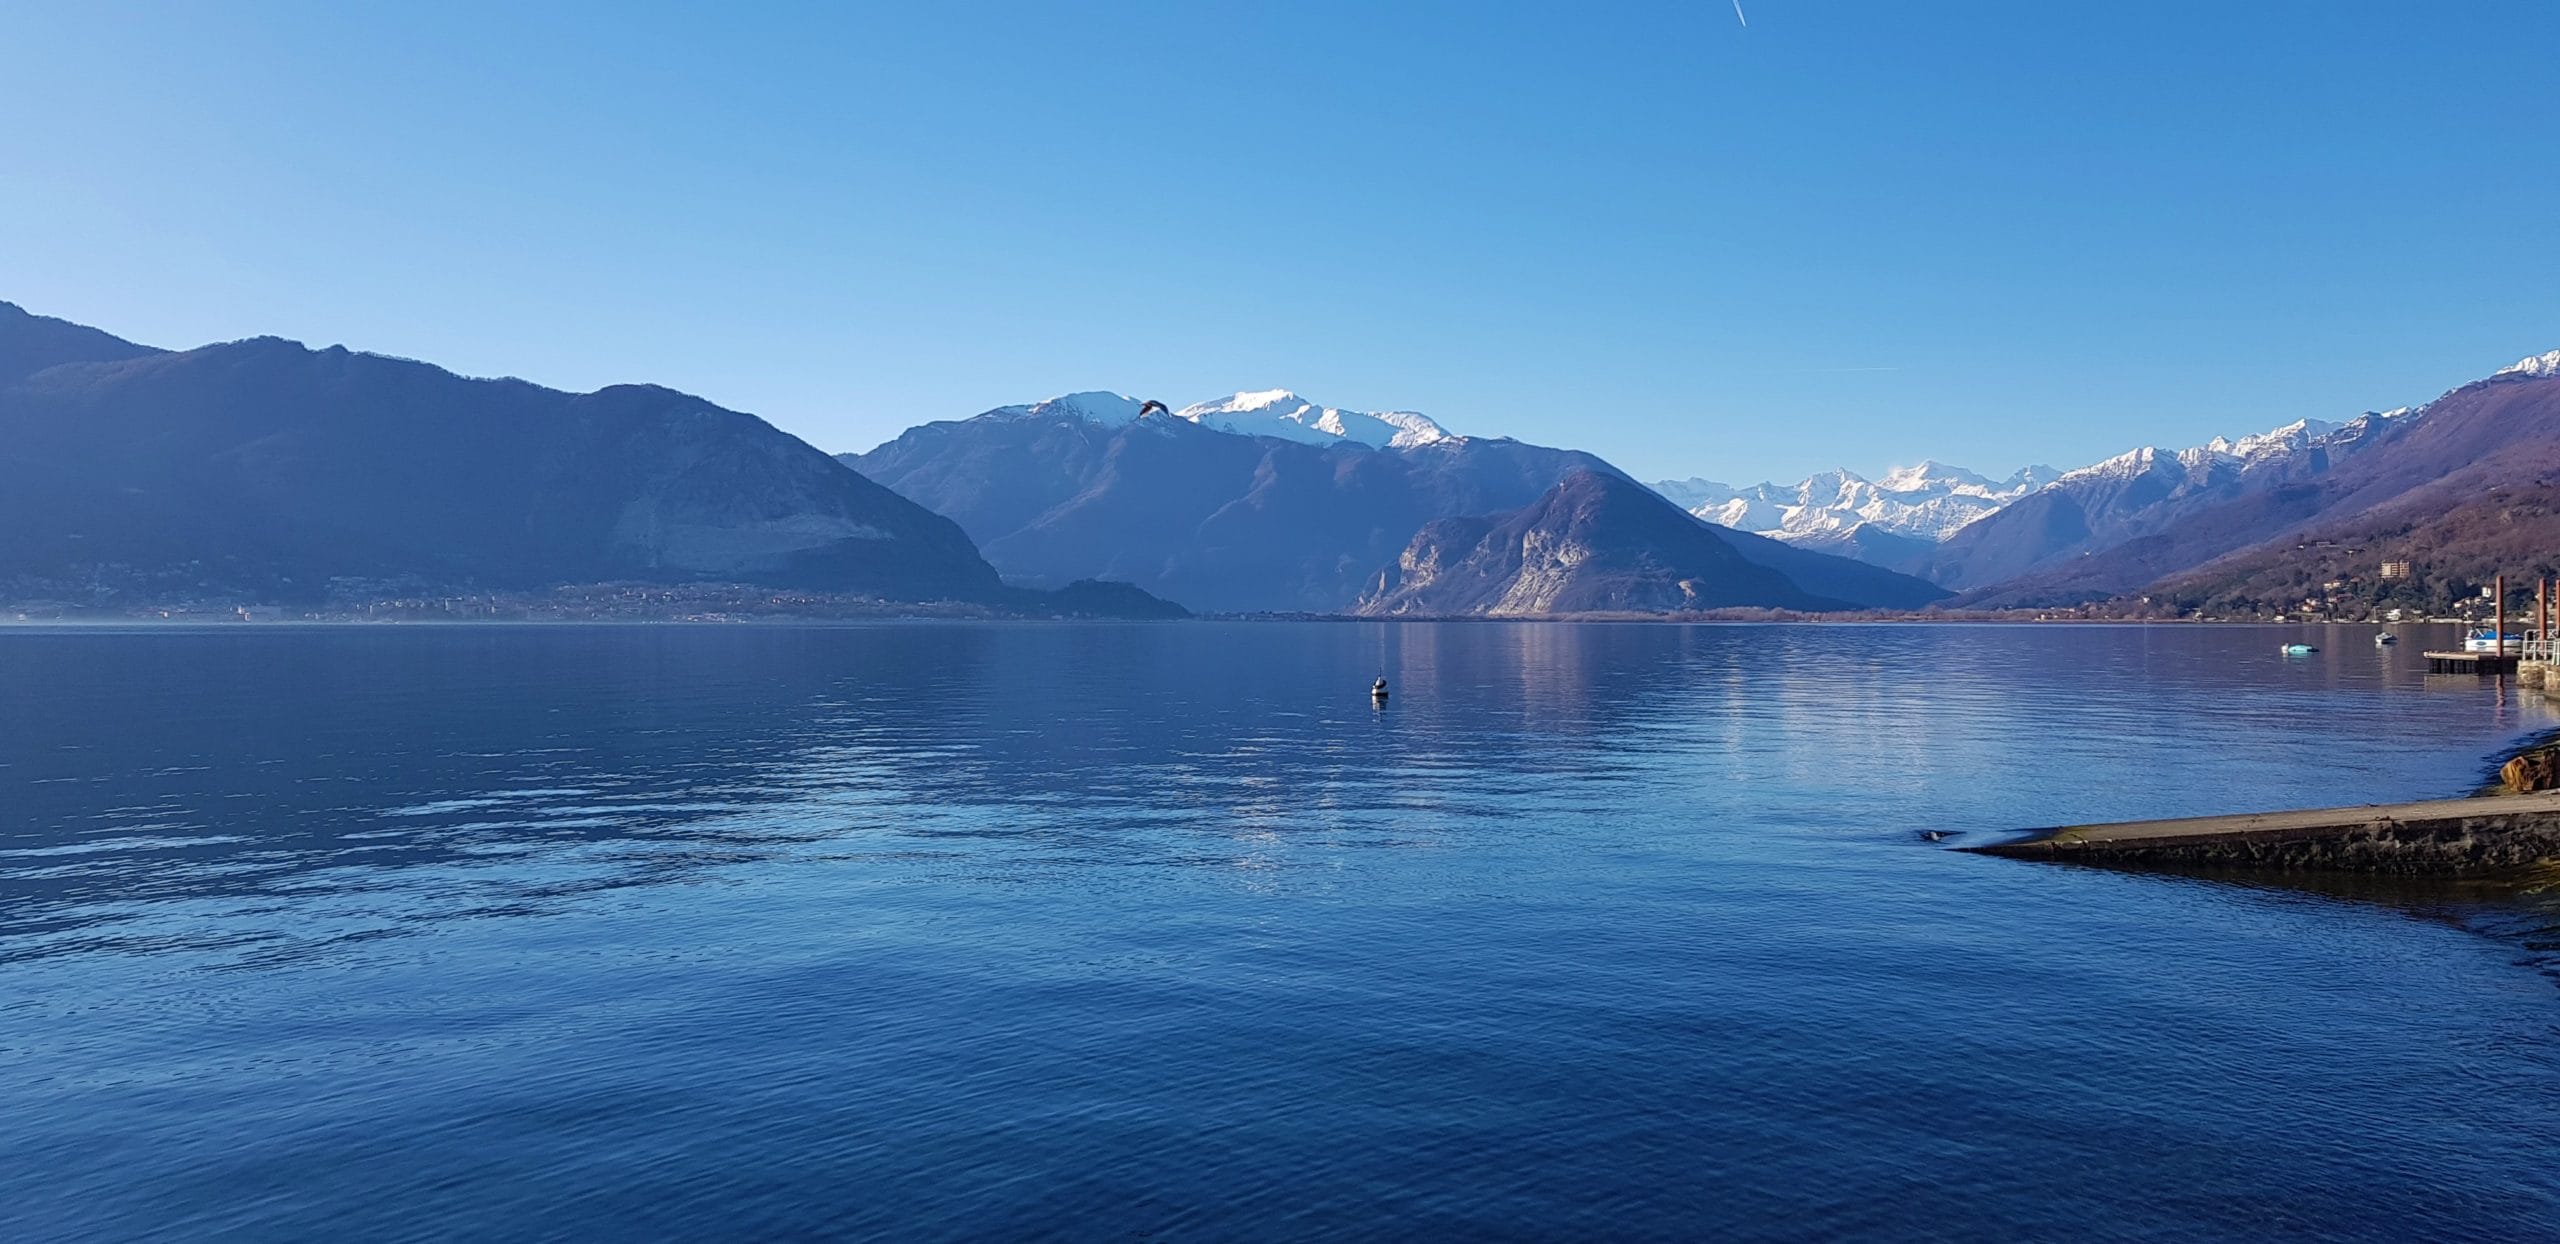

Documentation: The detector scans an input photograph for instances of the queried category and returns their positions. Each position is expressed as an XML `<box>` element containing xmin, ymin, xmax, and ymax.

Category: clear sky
<box><xmin>3</xmin><ymin>1</ymin><xmax>2556</xmax><ymax>485</ymax></box>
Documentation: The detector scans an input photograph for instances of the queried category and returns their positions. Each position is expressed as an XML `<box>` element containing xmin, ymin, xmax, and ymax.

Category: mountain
<box><xmin>0</xmin><ymin>301</ymin><xmax>1044</xmax><ymax>606</ymax></box>
<box><xmin>1355</xmin><ymin>469</ymin><xmax>1948</xmax><ymax>616</ymax></box>
<box><xmin>0</xmin><ymin>300</ymin><xmax>163</xmax><ymax>384</ymax></box>
<box><xmin>1175</xmin><ymin>389</ymin><xmax>1451</xmax><ymax>448</ymax></box>
<box><xmin>1705</xmin><ymin>523</ymin><xmax>1956</xmax><ymax>610</ymax></box>
<box><xmin>1651</xmin><ymin>461</ymin><xmax>2059</xmax><ymax>564</ymax></box>
<box><xmin>846</xmin><ymin>392</ymin><xmax>1619</xmax><ymax>613</ymax></box>
<box><xmin>1927</xmin><ymin>407</ymin><xmax>2419</xmax><ymax>601</ymax></box>
<box><xmin>2093</xmin><ymin>352</ymin><xmax>2560</xmax><ymax>612</ymax></box>
<box><xmin>1747</xmin><ymin>521</ymin><xmax>1940</xmax><ymax>580</ymax></box>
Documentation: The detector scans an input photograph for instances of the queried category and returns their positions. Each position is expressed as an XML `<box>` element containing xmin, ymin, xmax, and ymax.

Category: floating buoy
<box><xmin>1371</xmin><ymin>677</ymin><xmax>1390</xmax><ymax>700</ymax></box>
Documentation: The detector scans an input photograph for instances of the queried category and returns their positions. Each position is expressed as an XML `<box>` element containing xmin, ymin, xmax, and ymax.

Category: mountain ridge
<box><xmin>2053</xmin><ymin>358</ymin><xmax>2560</xmax><ymax>613</ymax></box>
<box><xmin>846</xmin><ymin>390</ymin><xmax>1624</xmax><ymax>612</ymax></box>
<box><xmin>0</xmin><ymin>301</ymin><xmax>1180</xmax><ymax>616</ymax></box>
<box><xmin>1653</xmin><ymin>462</ymin><xmax>2059</xmax><ymax>550</ymax></box>
<box><xmin>1933</xmin><ymin>406</ymin><xmax>2426</xmax><ymax>603</ymax></box>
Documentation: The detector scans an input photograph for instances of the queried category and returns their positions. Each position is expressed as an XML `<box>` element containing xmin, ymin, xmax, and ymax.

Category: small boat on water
<box><xmin>2280</xmin><ymin>643</ymin><xmax>2318</xmax><ymax>655</ymax></box>
<box><xmin>2465</xmin><ymin>630</ymin><xmax>2525</xmax><ymax>654</ymax></box>
<box><xmin>2374</xmin><ymin>633</ymin><xmax>2398</xmax><ymax>646</ymax></box>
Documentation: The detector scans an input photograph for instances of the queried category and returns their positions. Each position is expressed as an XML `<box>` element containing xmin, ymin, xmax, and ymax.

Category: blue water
<box><xmin>6</xmin><ymin>621</ymin><xmax>2560</xmax><ymax>1241</ymax></box>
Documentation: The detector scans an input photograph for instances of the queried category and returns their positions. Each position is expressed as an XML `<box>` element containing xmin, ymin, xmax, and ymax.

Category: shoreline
<box><xmin>1966</xmin><ymin>732</ymin><xmax>2560</xmax><ymax>878</ymax></box>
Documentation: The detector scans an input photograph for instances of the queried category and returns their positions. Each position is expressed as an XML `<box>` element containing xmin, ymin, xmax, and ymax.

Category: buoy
<box><xmin>1371</xmin><ymin>677</ymin><xmax>1390</xmax><ymax>700</ymax></box>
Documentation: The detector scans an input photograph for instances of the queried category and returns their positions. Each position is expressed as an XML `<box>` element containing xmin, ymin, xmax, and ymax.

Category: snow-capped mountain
<box><xmin>1175</xmin><ymin>390</ymin><xmax>1451</xmax><ymax>449</ymax></box>
<box><xmin>1955</xmin><ymin>351</ymin><xmax>2560</xmax><ymax>608</ymax></box>
<box><xmin>1651</xmin><ymin>406</ymin><xmax>2432</xmax><ymax>581</ymax></box>
<box><xmin>2045</xmin><ymin>409</ymin><xmax>2413</xmax><ymax>494</ymax></box>
<box><xmin>972</xmin><ymin>388</ymin><xmax>1455</xmax><ymax>450</ymax></box>
<box><xmin>985</xmin><ymin>391</ymin><xmax>1154</xmax><ymax>426</ymax></box>
<box><xmin>1925</xmin><ymin>406</ymin><xmax>2421</xmax><ymax>591</ymax></box>
<box><xmin>2497</xmin><ymin>349</ymin><xmax>2560</xmax><ymax>379</ymax></box>
<box><xmin>1651</xmin><ymin>461</ymin><xmax>2060</xmax><ymax>547</ymax></box>
<box><xmin>846</xmin><ymin>388</ymin><xmax>1607</xmax><ymax>612</ymax></box>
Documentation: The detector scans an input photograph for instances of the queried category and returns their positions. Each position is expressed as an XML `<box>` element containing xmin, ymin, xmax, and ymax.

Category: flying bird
<box><xmin>1138</xmin><ymin>399</ymin><xmax>1170</xmax><ymax>418</ymax></box>
<box><xmin>1732</xmin><ymin>0</ymin><xmax>1747</xmax><ymax>27</ymax></box>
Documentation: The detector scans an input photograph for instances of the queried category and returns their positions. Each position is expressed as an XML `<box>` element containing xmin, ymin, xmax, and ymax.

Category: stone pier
<box><xmin>1963</xmin><ymin>791</ymin><xmax>2560</xmax><ymax>875</ymax></box>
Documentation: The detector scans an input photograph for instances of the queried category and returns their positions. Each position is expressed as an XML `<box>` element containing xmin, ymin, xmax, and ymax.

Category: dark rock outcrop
<box><xmin>2502</xmin><ymin>749</ymin><xmax>2560</xmax><ymax>794</ymax></box>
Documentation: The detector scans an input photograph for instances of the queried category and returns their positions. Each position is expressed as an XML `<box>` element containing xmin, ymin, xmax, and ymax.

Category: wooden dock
<box><xmin>2424</xmin><ymin>650</ymin><xmax>2520</xmax><ymax>674</ymax></box>
<box><xmin>1964</xmin><ymin>790</ymin><xmax>2560</xmax><ymax>874</ymax></box>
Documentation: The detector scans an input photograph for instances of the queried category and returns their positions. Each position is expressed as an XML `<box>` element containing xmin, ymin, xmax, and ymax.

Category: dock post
<box><xmin>2546</xmin><ymin>579</ymin><xmax>2560</xmax><ymax>699</ymax></box>
<box><xmin>2498</xmin><ymin>574</ymin><xmax>2507</xmax><ymax>660</ymax></box>
<box><xmin>2531</xmin><ymin>579</ymin><xmax>2553</xmax><ymax>688</ymax></box>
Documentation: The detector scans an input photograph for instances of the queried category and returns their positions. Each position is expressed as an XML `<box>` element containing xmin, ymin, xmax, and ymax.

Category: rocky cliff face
<box><xmin>1355</xmin><ymin>469</ymin><xmax>1946</xmax><ymax>616</ymax></box>
<box><xmin>0</xmin><ymin>303</ymin><xmax>1008</xmax><ymax>603</ymax></box>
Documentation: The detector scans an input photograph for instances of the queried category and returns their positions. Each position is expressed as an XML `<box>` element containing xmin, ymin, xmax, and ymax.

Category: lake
<box><xmin>5</xmin><ymin>621</ymin><xmax>2560</xmax><ymax>1241</ymax></box>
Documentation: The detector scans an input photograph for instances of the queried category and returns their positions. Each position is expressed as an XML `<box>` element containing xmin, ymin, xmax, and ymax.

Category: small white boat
<box><xmin>2465</xmin><ymin>630</ymin><xmax>2524</xmax><ymax>654</ymax></box>
<box><xmin>2374</xmin><ymin>633</ymin><xmax>2398</xmax><ymax>646</ymax></box>
<box><xmin>2280</xmin><ymin>643</ymin><xmax>2318</xmax><ymax>655</ymax></box>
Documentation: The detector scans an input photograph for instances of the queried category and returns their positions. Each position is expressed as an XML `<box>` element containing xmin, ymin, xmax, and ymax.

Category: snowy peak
<box><xmin>2498</xmin><ymin>350</ymin><xmax>2560</xmax><ymax>379</ymax></box>
<box><xmin>2058</xmin><ymin>446</ymin><xmax>2162</xmax><ymax>486</ymax></box>
<box><xmin>1658</xmin><ymin>403</ymin><xmax>2424</xmax><ymax>581</ymax></box>
<box><xmin>1652</xmin><ymin>457</ymin><xmax>2058</xmax><ymax>547</ymax></box>
<box><xmin>2208</xmin><ymin>418</ymin><xmax>2343</xmax><ymax>461</ymax></box>
<box><xmin>988</xmin><ymin>391</ymin><xmax>1151</xmax><ymax>426</ymax></box>
<box><xmin>1877</xmin><ymin>460</ymin><xmax>1993</xmax><ymax>494</ymax></box>
<box><xmin>978</xmin><ymin>388</ymin><xmax>1454</xmax><ymax>449</ymax></box>
<box><xmin>2008</xmin><ymin>464</ymin><xmax>2065</xmax><ymax>492</ymax></box>
<box><xmin>1175</xmin><ymin>390</ymin><xmax>1452</xmax><ymax>449</ymax></box>
<box><xmin>2057</xmin><ymin>408</ymin><xmax>2417</xmax><ymax>493</ymax></box>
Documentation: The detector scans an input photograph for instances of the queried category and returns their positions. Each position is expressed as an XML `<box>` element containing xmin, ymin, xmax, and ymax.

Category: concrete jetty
<box><xmin>1966</xmin><ymin>790</ymin><xmax>2560</xmax><ymax>875</ymax></box>
<box><xmin>2425</xmin><ymin>649</ymin><xmax>2521</xmax><ymax>675</ymax></box>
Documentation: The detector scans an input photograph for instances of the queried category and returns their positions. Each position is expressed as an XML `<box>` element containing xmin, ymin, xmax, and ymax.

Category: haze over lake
<box><xmin>6</xmin><ymin>622</ymin><xmax>2560</xmax><ymax>1239</ymax></box>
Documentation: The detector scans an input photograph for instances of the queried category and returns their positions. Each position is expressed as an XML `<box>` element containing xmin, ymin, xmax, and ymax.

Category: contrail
<box><xmin>1732</xmin><ymin>0</ymin><xmax>1747</xmax><ymax>27</ymax></box>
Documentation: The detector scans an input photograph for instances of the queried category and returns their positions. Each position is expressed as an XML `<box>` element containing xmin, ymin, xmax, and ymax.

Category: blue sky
<box><xmin>3</xmin><ymin>1</ymin><xmax>2556</xmax><ymax>484</ymax></box>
